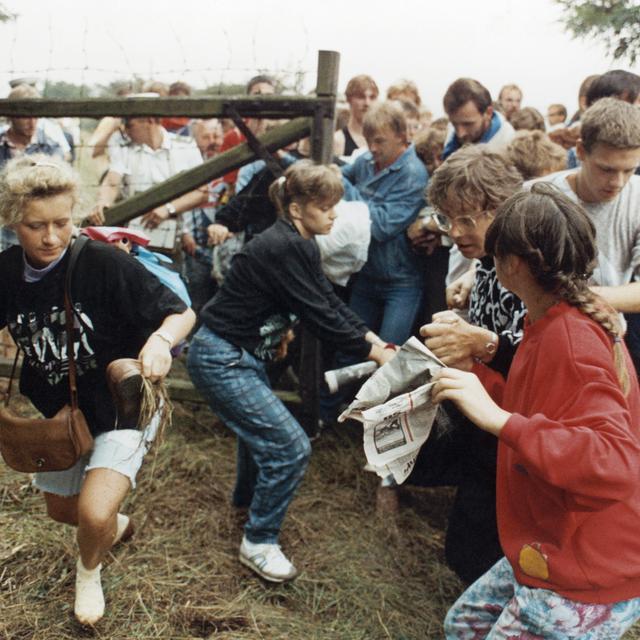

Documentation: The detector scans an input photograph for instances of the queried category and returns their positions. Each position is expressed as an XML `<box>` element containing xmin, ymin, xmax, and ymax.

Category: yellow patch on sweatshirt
<box><xmin>518</xmin><ymin>543</ymin><xmax>549</xmax><ymax>580</ymax></box>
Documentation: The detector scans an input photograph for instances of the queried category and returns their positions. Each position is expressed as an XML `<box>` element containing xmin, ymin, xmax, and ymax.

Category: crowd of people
<box><xmin>1</xmin><ymin>67</ymin><xmax>640</xmax><ymax>637</ymax></box>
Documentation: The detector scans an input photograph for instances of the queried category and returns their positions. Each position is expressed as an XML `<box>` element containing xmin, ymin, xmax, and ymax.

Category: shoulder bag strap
<box><xmin>63</xmin><ymin>234</ymin><xmax>89</xmax><ymax>411</ymax></box>
<box><xmin>2</xmin><ymin>349</ymin><xmax>20</xmax><ymax>407</ymax></box>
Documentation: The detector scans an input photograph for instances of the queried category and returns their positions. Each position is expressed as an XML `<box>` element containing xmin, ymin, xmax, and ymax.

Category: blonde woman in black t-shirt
<box><xmin>0</xmin><ymin>155</ymin><xmax>195</xmax><ymax>626</ymax></box>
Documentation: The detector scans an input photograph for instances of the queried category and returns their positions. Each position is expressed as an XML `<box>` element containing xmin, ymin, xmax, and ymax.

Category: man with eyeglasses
<box><xmin>405</xmin><ymin>146</ymin><xmax>525</xmax><ymax>586</ymax></box>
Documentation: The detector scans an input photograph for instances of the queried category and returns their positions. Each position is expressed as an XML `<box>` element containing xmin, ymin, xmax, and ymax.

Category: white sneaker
<box><xmin>74</xmin><ymin>559</ymin><xmax>105</xmax><ymax>626</ymax></box>
<box><xmin>239</xmin><ymin>537</ymin><xmax>298</xmax><ymax>583</ymax></box>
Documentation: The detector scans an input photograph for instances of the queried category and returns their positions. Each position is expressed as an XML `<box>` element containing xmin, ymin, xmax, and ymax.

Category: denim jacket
<box><xmin>342</xmin><ymin>145</ymin><xmax>428</xmax><ymax>285</ymax></box>
<box><xmin>0</xmin><ymin>129</ymin><xmax>63</xmax><ymax>166</ymax></box>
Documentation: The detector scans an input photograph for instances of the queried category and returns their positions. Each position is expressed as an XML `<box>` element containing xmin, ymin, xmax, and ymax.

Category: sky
<box><xmin>0</xmin><ymin>0</ymin><xmax>637</xmax><ymax>117</ymax></box>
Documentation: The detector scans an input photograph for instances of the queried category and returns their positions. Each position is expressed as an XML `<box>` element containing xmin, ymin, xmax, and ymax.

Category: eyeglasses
<box><xmin>433</xmin><ymin>210</ymin><xmax>491</xmax><ymax>233</ymax></box>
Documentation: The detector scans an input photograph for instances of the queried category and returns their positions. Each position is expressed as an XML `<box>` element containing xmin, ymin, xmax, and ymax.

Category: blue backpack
<box><xmin>132</xmin><ymin>246</ymin><xmax>191</xmax><ymax>306</ymax></box>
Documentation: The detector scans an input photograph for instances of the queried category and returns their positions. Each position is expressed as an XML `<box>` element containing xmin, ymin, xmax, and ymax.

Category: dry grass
<box><xmin>1</xmin><ymin>388</ymin><xmax>640</xmax><ymax>639</ymax></box>
<box><xmin>0</xmin><ymin>393</ymin><xmax>461</xmax><ymax>640</ymax></box>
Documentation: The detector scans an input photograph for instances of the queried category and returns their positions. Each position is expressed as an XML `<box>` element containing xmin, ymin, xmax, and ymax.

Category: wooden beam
<box><xmin>101</xmin><ymin>117</ymin><xmax>312</xmax><ymax>226</ymax></box>
<box><xmin>0</xmin><ymin>359</ymin><xmax>300</xmax><ymax>406</ymax></box>
<box><xmin>167</xmin><ymin>377</ymin><xmax>300</xmax><ymax>406</ymax></box>
<box><xmin>311</xmin><ymin>50</ymin><xmax>340</xmax><ymax>165</ymax></box>
<box><xmin>0</xmin><ymin>96</ymin><xmax>335</xmax><ymax>119</ymax></box>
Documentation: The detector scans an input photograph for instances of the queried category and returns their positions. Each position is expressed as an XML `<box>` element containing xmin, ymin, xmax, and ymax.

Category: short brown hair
<box><xmin>414</xmin><ymin>127</ymin><xmax>446</xmax><ymax>175</ymax></box>
<box><xmin>498</xmin><ymin>83</ymin><xmax>522</xmax><ymax>101</ymax></box>
<box><xmin>443</xmin><ymin>78</ymin><xmax>492</xmax><ymax>116</ymax></box>
<box><xmin>345</xmin><ymin>75</ymin><xmax>379</xmax><ymax>100</ymax></box>
<box><xmin>169</xmin><ymin>81</ymin><xmax>191</xmax><ymax>96</ymax></box>
<box><xmin>387</xmin><ymin>79</ymin><xmax>421</xmax><ymax>107</ymax></box>
<box><xmin>8</xmin><ymin>84</ymin><xmax>40</xmax><ymax>100</ymax></box>
<box><xmin>362</xmin><ymin>101</ymin><xmax>407</xmax><ymax>140</ymax></box>
<box><xmin>427</xmin><ymin>146</ymin><xmax>522</xmax><ymax>214</ymax></box>
<box><xmin>144</xmin><ymin>81</ymin><xmax>169</xmax><ymax>96</ymax></box>
<box><xmin>579</xmin><ymin>74</ymin><xmax>600</xmax><ymax>99</ymax></box>
<box><xmin>505</xmin><ymin>130</ymin><xmax>566</xmax><ymax>180</ymax></box>
<box><xmin>580</xmin><ymin>97</ymin><xmax>640</xmax><ymax>152</ymax></box>
<box><xmin>430</xmin><ymin>117</ymin><xmax>449</xmax><ymax>132</ymax></box>
<box><xmin>548</xmin><ymin>103</ymin><xmax>567</xmax><ymax>119</ymax></box>
<box><xmin>394</xmin><ymin>99</ymin><xmax>420</xmax><ymax>120</ymax></box>
<box><xmin>510</xmin><ymin>107</ymin><xmax>546</xmax><ymax>132</ymax></box>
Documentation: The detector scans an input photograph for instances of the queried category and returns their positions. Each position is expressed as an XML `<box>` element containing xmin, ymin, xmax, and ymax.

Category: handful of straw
<box><xmin>139</xmin><ymin>374</ymin><xmax>173</xmax><ymax>448</ymax></box>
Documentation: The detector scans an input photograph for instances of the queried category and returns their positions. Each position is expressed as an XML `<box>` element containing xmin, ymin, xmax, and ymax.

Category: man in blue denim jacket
<box><xmin>342</xmin><ymin>101</ymin><xmax>428</xmax><ymax>344</ymax></box>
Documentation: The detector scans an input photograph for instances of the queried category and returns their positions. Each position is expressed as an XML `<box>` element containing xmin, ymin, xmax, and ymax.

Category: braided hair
<box><xmin>485</xmin><ymin>182</ymin><xmax>630</xmax><ymax>395</ymax></box>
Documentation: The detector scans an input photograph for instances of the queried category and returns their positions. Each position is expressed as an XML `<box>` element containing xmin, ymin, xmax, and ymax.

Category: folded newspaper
<box><xmin>338</xmin><ymin>337</ymin><xmax>444</xmax><ymax>484</ymax></box>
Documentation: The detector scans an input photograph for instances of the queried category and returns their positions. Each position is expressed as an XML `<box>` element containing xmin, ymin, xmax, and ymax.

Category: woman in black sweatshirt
<box><xmin>187</xmin><ymin>160</ymin><xmax>393</xmax><ymax>583</ymax></box>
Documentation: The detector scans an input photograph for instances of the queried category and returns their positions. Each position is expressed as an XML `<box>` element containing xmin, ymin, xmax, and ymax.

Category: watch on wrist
<box><xmin>165</xmin><ymin>202</ymin><xmax>177</xmax><ymax>217</ymax></box>
<box><xmin>482</xmin><ymin>331</ymin><xmax>499</xmax><ymax>362</ymax></box>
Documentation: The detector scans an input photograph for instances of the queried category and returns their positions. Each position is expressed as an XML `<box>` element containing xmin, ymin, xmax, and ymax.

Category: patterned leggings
<box><xmin>445</xmin><ymin>557</ymin><xmax>640</xmax><ymax>639</ymax></box>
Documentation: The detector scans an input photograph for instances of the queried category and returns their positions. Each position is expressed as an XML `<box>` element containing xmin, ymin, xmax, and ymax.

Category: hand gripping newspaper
<box><xmin>336</xmin><ymin>337</ymin><xmax>443</xmax><ymax>484</ymax></box>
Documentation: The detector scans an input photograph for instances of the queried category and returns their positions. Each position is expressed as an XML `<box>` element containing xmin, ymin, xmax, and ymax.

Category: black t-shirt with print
<box><xmin>200</xmin><ymin>219</ymin><xmax>370</xmax><ymax>362</ymax></box>
<box><xmin>0</xmin><ymin>240</ymin><xmax>187</xmax><ymax>436</ymax></box>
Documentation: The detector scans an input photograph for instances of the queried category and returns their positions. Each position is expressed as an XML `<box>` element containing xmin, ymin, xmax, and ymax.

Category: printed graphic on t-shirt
<box><xmin>9</xmin><ymin>303</ymin><xmax>97</xmax><ymax>385</ymax></box>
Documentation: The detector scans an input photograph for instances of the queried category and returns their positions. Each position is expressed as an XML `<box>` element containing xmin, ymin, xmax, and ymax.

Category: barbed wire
<box><xmin>1</xmin><ymin>65</ymin><xmax>313</xmax><ymax>78</ymax></box>
<box><xmin>1</xmin><ymin>18</ymin><xmax>318</xmax><ymax>96</ymax></box>
<box><xmin>0</xmin><ymin>18</ymin><xmax>325</xmax><ymax>211</ymax></box>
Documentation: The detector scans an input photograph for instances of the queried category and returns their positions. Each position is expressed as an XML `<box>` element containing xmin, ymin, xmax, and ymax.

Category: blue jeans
<box><xmin>187</xmin><ymin>326</ymin><xmax>311</xmax><ymax>544</ymax></box>
<box><xmin>349</xmin><ymin>274</ymin><xmax>423</xmax><ymax>344</ymax></box>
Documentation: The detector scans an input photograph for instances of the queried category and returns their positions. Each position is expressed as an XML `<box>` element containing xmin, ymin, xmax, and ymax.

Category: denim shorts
<box><xmin>32</xmin><ymin>411</ymin><xmax>161</xmax><ymax>497</ymax></box>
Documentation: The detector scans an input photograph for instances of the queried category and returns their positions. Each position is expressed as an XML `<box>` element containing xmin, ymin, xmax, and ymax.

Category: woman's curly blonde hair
<box><xmin>0</xmin><ymin>154</ymin><xmax>78</xmax><ymax>226</ymax></box>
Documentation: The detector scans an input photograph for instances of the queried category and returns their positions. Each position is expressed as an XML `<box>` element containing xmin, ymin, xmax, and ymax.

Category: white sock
<box><xmin>113</xmin><ymin>513</ymin><xmax>130</xmax><ymax>545</ymax></box>
<box><xmin>75</xmin><ymin>558</ymin><xmax>104</xmax><ymax>626</ymax></box>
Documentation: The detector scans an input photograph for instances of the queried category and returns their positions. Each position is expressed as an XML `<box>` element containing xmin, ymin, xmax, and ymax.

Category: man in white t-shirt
<box><xmin>87</xmin><ymin>117</ymin><xmax>202</xmax><ymax>249</ymax></box>
<box><xmin>529</xmin><ymin>97</ymin><xmax>640</xmax><ymax>308</ymax></box>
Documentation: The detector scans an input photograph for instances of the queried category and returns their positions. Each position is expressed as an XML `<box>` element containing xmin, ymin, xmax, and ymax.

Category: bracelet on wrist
<box><xmin>152</xmin><ymin>329</ymin><xmax>174</xmax><ymax>347</ymax></box>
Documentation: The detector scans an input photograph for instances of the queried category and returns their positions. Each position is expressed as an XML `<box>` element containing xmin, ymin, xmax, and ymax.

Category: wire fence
<box><xmin>0</xmin><ymin>59</ymin><xmax>319</xmax><ymax>216</ymax></box>
<box><xmin>1</xmin><ymin>14</ymin><xmax>316</xmax><ymax>97</ymax></box>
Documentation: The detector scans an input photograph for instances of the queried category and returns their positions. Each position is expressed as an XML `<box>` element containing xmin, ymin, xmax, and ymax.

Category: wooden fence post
<box><xmin>310</xmin><ymin>50</ymin><xmax>340</xmax><ymax>164</ymax></box>
<box><xmin>300</xmin><ymin>50</ymin><xmax>341</xmax><ymax>436</ymax></box>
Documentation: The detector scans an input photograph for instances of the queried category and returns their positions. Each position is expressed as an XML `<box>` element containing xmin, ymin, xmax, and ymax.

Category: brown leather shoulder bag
<box><xmin>0</xmin><ymin>235</ymin><xmax>94</xmax><ymax>472</ymax></box>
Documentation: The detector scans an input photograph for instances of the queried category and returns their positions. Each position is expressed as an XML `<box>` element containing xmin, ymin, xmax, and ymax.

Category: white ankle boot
<box><xmin>74</xmin><ymin>558</ymin><xmax>105</xmax><ymax>626</ymax></box>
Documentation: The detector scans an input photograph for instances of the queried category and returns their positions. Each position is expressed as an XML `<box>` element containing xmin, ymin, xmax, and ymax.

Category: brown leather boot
<box><xmin>106</xmin><ymin>358</ymin><xmax>143</xmax><ymax>429</ymax></box>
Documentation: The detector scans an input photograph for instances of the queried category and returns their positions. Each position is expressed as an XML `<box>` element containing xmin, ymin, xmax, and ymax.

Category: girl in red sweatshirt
<box><xmin>434</xmin><ymin>183</ymin><xmax>640</xmax><ymax>639</ymax></box>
